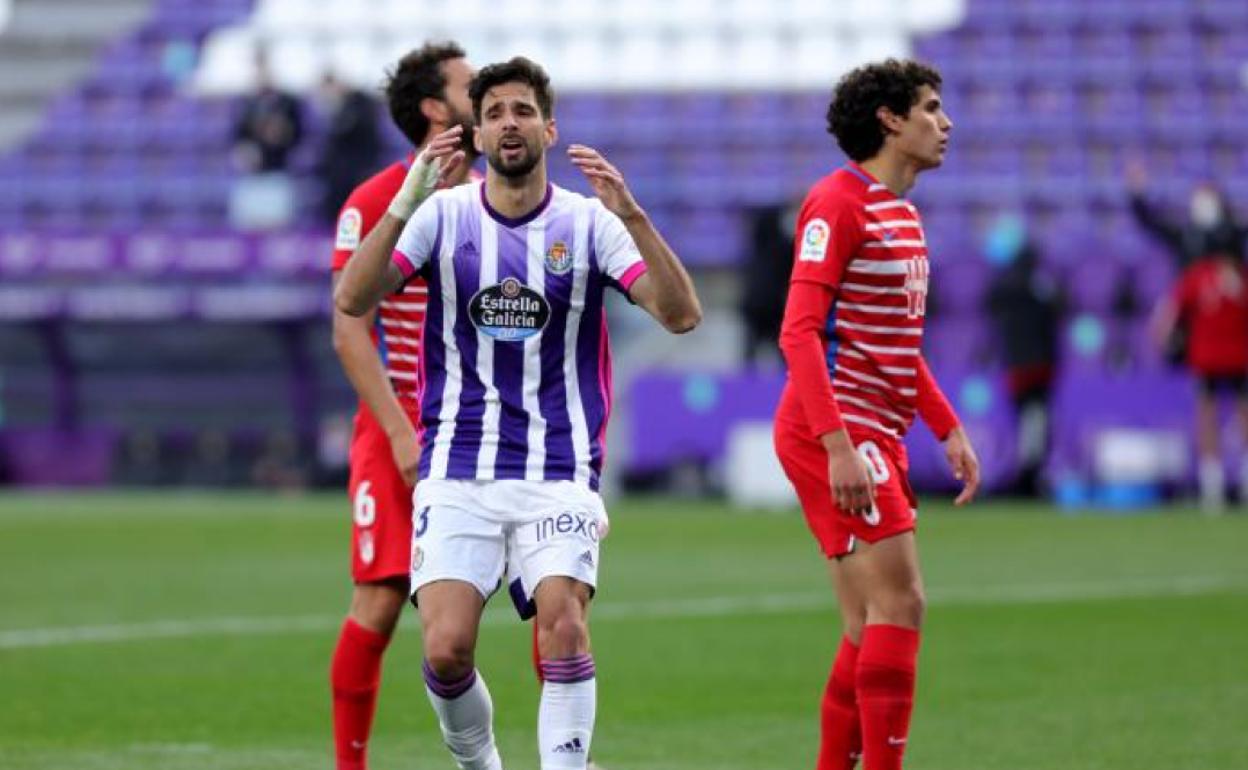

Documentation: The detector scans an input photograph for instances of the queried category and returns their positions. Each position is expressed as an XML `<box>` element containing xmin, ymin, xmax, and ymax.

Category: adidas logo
<box><xmin>553</xmin><ymin>737</ymin><xmax>585</xmax><ymax>754</ymax></box>
<box><xmin>578</xmin><ymin>550</ymin><xmax>595</xmax><ymax>568</ymax></box>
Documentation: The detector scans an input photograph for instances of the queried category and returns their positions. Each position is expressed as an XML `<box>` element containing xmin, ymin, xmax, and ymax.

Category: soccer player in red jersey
<box><xmin>328</xmin><ymin>41</ymin><xmax>477</xmax><ymax>770</ymax></box>
<box><xmin>1154</xmin><ymin>251</ymin><xmax>1248</xmax><ymax>511</ymax></box>
<box><xmin>773</xmin><ymin>59</ymin><xmax>982</xmax><ymax>770</ymax></box>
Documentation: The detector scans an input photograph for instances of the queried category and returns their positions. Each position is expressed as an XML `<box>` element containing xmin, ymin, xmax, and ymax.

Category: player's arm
<box><xmin>568</xmin><ymin>144</ymin><xmax>702</xmax><ymax>334</ymax></box>
<box><xmin>334</xmin><ymin>126</ymin><xmax>465</xmax><ymax>317</ymax></box>
<box><xmin>916</xmin><ymin>357</ymin><xmax>979</xmax><ymax>505</ymax></box>
<box><xmin>330</xmin><ymin>275</ymin><xmax>420</xmax><ymax>484</ymax></box>
<box><xmin>777</xmin><ymin>197</ymin><xmax>875</xmax><ymax>515</ymax></box>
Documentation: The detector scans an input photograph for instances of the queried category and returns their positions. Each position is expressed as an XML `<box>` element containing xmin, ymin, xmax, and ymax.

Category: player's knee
<box><xmin>423</xmin><ymin>627</ymin><xmax>476</xmax><ymax>679</ymax></box>
<box><xmin>872</xmin><ymin>583</ymin><xmax>925</xmax><ymax>629</ymax></box>
<box><xmin>893</xmin><ymin>583</ymin><xmax>926</xmax><ymax>628</ymax></box>
<box><xmin>539</xmin><ymin>611</ymin><xmax>589</xmax><ymax>658</ymax></box>
<box><xmin>350</xmin><ymin>584</ymin><xmax>407</xmax><ymax>635</ymax></box>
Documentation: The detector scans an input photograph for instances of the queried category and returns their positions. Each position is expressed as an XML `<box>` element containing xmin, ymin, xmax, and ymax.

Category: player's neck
<box><xmin>859</xmin><ymin>152</ymin><xmax>918</xmax><ymax>197</ymax></box>
<box><xmin>484</xmin><ymin>166</ymin><xmax>550</xmax><ymax>220</ymax></box>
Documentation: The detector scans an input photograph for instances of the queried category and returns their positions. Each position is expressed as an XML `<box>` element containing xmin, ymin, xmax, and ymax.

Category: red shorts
<box><xmin>346</xmin><ymin>401</ymin><xmax>420</xmax><ymax>583</ymax></box>
<box><xmin>774</xmin><ymin>412</ymin><xmax>918</xmax><ymax>558</ymax></box>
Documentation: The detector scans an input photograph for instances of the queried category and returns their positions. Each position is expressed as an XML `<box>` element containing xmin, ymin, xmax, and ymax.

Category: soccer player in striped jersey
<box><xmin>335</xmin><ymin>56</ymin><xmax>700</xmax><ymax>770</ymax></box>
<box><xmin>327</xmin><ymin>42</ymin><xmax>477</xmax><ymax>770</ymax></box>
<box><xmin>773</xmin><ymin>60</ymin><xmax>981</xmax><ymax>770</ymax></box>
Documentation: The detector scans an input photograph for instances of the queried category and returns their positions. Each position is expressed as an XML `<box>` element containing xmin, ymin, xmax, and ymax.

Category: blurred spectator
<box><xmin>231</xmin><ymin>49</ymin><xmax>304</xmax><ymax>173</ymax></box>
<box><xmin>229</xmin><ymin>49</ymin><xmax>304</xmax><ymax>230</ymax></box>
<box><xmin>250</xmin><ymin>429</ymin><xmax>309</xmax><ymax>492</ymax></box>
<box><xmin>984</xmin><ymin>214</ymin><xmax>1062</xmax><ymax>496</ymax></box>
<box><xmin>1152</xmin><ymin>252</ymin><xmax>1248</xmax><ymax>512</ymax></box>
<box><xmin>113</xmin><ymin>429</ymin><xmax>168</xmax><ymax>487</ymax></box>
<box><xmin>181</xmin><ymin>428</ymin><xmax>235</xmax><ymax>487</ymax></box>
<box><xmin>1127</xmin><ymin>162</ymin><xmax>1247</xmax><ymax>268</ymax></box>
<box><xmin>313</xmin><ymin>72</ymin><xmax>383</xmax><ymax>226</ymax></box>
<box><xmin>739</xmin><ymin>201</ymin><xmax>797</xmax><ymax>367</ymax></box>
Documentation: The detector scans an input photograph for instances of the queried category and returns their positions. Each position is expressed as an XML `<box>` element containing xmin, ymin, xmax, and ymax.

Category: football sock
<box><xmin>423</xmin><ymin>661</ymin><xmax>504</xmax><ymax>770</ymax></box>
<box><xmin>857</xmin><ymin>624</ymin><xmax>920</xmax><ymax>770</ymax></box>
<box><xmin>1199</xmin><ymin>456</ymin><xmax>1225</xmax><ymax>512</ymax></box>
<box><xmin>818</xmin><ymin>636</ymin><xmax>862</xmax><ymax>770</ymax></box>
<box><xmin>330</xmin><ymin>618</ymin><xmax>391</xmax><ymax>770</ymax></box>
<box><xmin>538</xmin><ymin>655</ymin><xmax>597</xmax><ymax>769</ymax></box>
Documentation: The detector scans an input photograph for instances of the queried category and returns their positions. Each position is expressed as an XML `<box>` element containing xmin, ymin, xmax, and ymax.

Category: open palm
<box><xmin>568</xmin><ymin>144</ymin><xmax>642</xmax><ymax>219</ymax></box>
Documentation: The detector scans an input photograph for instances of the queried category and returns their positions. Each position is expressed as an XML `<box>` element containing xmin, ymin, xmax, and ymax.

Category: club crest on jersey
<box><xmin>335</xmin><ymin>207</ymin><xmax>363</xmax><ymax>250</ymax></box>
<box><xmin>904</xmin><ymin>257</ymin><xmax>929</xmax><ymax>319</ymax></box>
<box><xmin>799</xmin><ymin>218</ymin><xmax>830</xmax><ymax>262</ymax></box>
<box><xmin>469</xmin><ymin>277</ymin><xmax>551</xmax><ymax>341</ymax></box>
<box><xmin>545</xmin><ymin>240</ymin><xmax>573</xmax><ymax>275</ymax></box>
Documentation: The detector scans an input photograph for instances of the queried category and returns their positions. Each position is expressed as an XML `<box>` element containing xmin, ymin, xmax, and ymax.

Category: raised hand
<box><xmin>568</xmin><ymin>144</ymin><xmax>643</xmax><ymax>220</ymax></box>
<box><xmin>389</xmin><ymin>124</ymin><xmax>466</xmax><ymax>220</ymax></box>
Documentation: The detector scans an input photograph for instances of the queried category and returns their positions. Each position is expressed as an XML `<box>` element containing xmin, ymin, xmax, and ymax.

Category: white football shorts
<box><xmin>409</xmin><ymin>479</ymin><xmax>608</xmax><ymax>618</ymax></box>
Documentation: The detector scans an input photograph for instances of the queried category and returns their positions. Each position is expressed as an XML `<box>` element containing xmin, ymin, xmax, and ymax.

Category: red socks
<box><xmin>856</xmin><ymin>624</ymin><xmax>920</xmax><ymax>770</ymax></box>
<box><xmin>818</xmin><ymin>636</ymin><xmax>863</xmax><ymax>770</ymax></box>
<box><xmin>331</xmin><ymin>618</ymin><xmax>392</xmax><ymax>770</ymax></box>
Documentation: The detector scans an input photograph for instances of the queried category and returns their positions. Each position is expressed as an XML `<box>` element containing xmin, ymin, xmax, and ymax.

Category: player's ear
<box><xmin>420</xmin><ymin>96</ymin><xmax>448</xmax><ymax>127</ymax></box>
<box><xmin>876</xmin><ymin>105</ymin><xmax>905</xmax><ymax>135</ymax></box>
<box><xmin>544</xmin><ymin>118</ymin><xmax>558</xmax><ymax>148</ymax></box>
<box><xmin>473</xmin><ymin>125</ymin><xmax>483</xmax><ymax>154</ymax></box>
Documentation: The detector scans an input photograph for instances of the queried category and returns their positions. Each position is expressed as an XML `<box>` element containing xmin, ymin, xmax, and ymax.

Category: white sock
<box><xmin>424</xmin><ymin>664</ymin><xmax>504</xmax><ymax>770</ymax></box>
<box><xmin>1199</xmin><ymin>457</ymin><xmax>1225</xmax><ymax>513</ymax></box>
<box><xmin>538</xmin><ymin>655</ymin><xmax>597</xmax><ymax>770</ymax></box>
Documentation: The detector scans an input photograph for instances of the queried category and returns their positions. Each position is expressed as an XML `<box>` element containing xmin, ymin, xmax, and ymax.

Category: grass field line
<box><xmin>2</xmin><ymin>573</ymin><xmax>1243</xmax><ymax>651</ymax></box>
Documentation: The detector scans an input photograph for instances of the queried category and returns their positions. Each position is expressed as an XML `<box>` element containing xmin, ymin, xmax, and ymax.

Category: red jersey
<box><xmin>1174</xmin><ymin>257</ymin><xmax>1248</xmax><ymax>375</ymax></box>
<box><xmin>778</xmin><ymin>163</ymin><xmax>956</xmax><ymax>441</ymax></box>
<box><xmin>331</xmin><ymin>156</ymin><xmax>427</xmax><ymax>402</ymax></box>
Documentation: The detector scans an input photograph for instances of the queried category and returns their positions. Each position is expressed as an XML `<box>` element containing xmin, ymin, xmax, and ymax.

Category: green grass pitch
<box><xmin>1</xmin><ymin>492</ymin><xmax>1246</xmax><ymax>769</ymax></box>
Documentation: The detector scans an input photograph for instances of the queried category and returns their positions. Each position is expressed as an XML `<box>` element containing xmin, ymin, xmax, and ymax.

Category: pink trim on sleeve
<box><xmin>391</xmin><ymin>249</ymin><xmax>417</xmax><ymax>279</ymax></box>
<box><xmin>617</xmin><ymin>261</ymin><xmax>648</xmax><ymax>291</ymax></box>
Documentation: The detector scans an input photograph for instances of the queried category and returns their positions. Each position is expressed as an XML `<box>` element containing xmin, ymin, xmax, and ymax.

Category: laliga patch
<box><xmin>799</xmin><ymin>218</ymin><xmax>831</xmax><ymax>262</ymax></box>
<box><xmin>545</xmin><ymin>240</ymin><xmax>573</xmax><ymax>275</ymax></box>
<box><xmin>469</xmin><ymin>277</ymin><xmax>551</xmax><ymax>342</ymax></box>
<box><xmin>335</xmin><ymin>207</ymin><xmax>363</xmax><ymax>250</ymax></box>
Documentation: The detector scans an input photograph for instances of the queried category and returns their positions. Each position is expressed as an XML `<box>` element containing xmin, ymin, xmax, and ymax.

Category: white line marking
<box><xmin>0</xmin><ymin>575</ymin><xmax>1242</xmax><ymax>650</ymax></box>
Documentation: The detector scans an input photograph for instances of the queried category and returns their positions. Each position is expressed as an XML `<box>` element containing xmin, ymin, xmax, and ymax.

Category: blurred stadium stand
<box><xmin>0</xmin><ymin>0</ymin><xmax>1245</xmax><ymax>499</ymax></box>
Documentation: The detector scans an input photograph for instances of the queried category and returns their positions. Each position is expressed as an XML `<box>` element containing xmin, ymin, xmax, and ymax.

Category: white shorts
<box><xmin>410</xmin><ymin>479</ymin><xmax>608</xmax><ymax>618</ymax></box>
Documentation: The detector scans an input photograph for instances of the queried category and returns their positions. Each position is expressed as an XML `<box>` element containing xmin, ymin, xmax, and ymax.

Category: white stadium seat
<box><xmin>192</xmin><ymin>0</ymin><xmax>967</xmax><ymax>95</ymax></box>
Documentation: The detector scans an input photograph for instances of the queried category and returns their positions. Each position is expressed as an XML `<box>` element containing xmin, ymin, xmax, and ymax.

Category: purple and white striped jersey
<box><xmin>392</xmin><ymin>181</ymin><xmax>648</xmax><ymax>490</ymax></box>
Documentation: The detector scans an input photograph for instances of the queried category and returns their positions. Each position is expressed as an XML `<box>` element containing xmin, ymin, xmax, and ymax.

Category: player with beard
<box><xmin>335</xmin><ymin>56</ymin><xmax>701</xmax><ymax>770</ymax></box>
<box><xmin>327</xmin><ymin>41</ymin><xmax>477</xmax><ymax>770</ymax></box>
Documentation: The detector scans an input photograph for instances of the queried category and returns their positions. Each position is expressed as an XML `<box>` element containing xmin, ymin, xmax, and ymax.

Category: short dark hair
<box><xmin>469</xmin><ymin>56</ymin><xmax>554</xmax><ymax>122</ymax></box>
<box><xmin>384</xmin><ymin>41</ymin><xmax>466</xmax><ymax>146</ymax></box>
<box><xmin>827</xmin><ymin>58</ymin><xmax>943</xmax><ymax>162</ymax></box>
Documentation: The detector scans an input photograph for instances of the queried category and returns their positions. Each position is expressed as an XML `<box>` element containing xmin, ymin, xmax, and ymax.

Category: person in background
<box><xmin>229</xmin><ymin>48</ymin><xmax>305</xmax><ymax>229</ymax></box>
<box><xmin>315</xmin><ymin>72</ymin><xmax>383</xmax><ymax>226</ymax></box>
<box><xmin>1152</xmin><ymin>250</ymin><xmax>1248</xmax><ymax>512</ymax></box>
<box><xmin>231</xmin><ymin>48</ymin><xmax>304</xmax><ymax>174</ymax></box>
<box><xmin>1127</xmin><ymin>162</ymin><xmax>1246</xmax><ymax>268</ymax></box>
<box><xmin>984</xmin><ymin>214</ymin><xmax>1062</xmax><ymax>497</ymax></box>
<box><xmin>740</xmin><ymin>200</ymin><xmax>797</xmax><ymax>367</ymax></box>
<box><xmin>327</xmin><ymin>42</ymin><xmax>477</xmax><ymax>770</ymax></box>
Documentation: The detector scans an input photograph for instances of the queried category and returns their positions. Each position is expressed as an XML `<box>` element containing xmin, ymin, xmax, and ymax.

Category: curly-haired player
<box><xmin>774</xmin><ymin>59</ymin><xmax>981</xmax><ymax>770</ymax></box>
